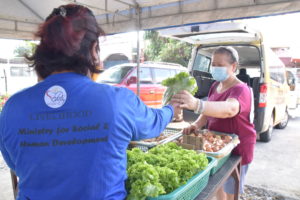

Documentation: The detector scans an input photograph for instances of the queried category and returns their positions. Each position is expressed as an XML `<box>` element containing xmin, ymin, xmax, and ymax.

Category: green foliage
<box><xmin>127</xmin><ymin>162</ymin><xmax>165</xmax><ymax>200</ymax></box>
<box><xmin>144</xmin><ymin>30</ymin><xmax>192</xmax><ymax>66</ymax></box>
<box><xmin>127</xmin><ymin>148</ymin><xmax>145</xmax><ymax>167</ymax></box>
<box><xmin>14</xmin><ymin>41</ymin><xmax>37</xmax><ymax>57</ymax></box>
<box><xmin>126</xmin><ymin>143</ymin><xmax>208</xmax><ymax>199</ymax></box>
<box><xmin>155</xmin><ymin>167</ymin><xmax>180</xmax><ymax>193</ymax></box>
<box><xmin>161</xmin><ymin>72</ymin><xmax>198</xmax><ymax>105</ymax></box>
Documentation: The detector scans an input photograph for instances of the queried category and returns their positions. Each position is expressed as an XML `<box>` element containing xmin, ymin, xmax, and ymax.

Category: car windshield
<box><xmin>98</xmin><ymin>66</ymin><xmax>133</xmax><ymax>84</ymax></box>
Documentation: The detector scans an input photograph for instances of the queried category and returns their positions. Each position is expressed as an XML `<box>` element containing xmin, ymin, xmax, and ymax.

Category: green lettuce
<box><xmin>126</xmin><ymin>143</ymin><xmax>208</xmax><ymax>199</ymax></box>
<box><xmin>161</xmin><ymin>72</ymin><xmax>198</xmax><ymax>106</ymax></box>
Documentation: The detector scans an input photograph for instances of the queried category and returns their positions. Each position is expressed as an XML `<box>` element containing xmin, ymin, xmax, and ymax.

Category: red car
<box><xmin>97</xmin><ymin>62</ymin><xmax>187</xmax><ymax>108</ymax></box>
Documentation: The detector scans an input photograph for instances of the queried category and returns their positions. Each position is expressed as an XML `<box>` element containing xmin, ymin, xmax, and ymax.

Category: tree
<box><xmin>144</xmin><ymin>30</ymin><xmax>192</xmax><ymax>67</ymax></box>
<box><xmin>14</xmin><ymin>41</ymin><xmax>37</xmax><ymax>57</ymax></box>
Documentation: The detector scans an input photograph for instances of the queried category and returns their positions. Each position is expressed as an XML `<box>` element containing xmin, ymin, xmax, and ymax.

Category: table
<box><xmin>195</xmin><ymin>155</ymin><xmax>242</xmax><ymax>200</ymax></box>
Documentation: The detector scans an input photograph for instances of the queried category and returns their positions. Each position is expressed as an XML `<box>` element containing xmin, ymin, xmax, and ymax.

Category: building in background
<box><xmin>99</xmin><ymin>32</ymin><xmax>144</xmax><ymax>69</ymax></box>
<box><xmin>272</xmin><ymin>47</ymin><xmax>300</xmax><ymax>68</ymax></box>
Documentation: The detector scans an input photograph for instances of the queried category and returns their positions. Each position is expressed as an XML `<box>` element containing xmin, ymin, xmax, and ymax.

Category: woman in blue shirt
<box><xmin>0</xmin><ymin>4</ymin><xmax>177</xmax><ymax>200</ymax></box>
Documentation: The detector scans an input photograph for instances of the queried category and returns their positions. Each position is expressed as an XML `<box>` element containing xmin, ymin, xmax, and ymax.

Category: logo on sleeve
<box><xmin>44</xmin><ymin>85</ymin><xmax>67</xmax><ymax>108</ymax></box>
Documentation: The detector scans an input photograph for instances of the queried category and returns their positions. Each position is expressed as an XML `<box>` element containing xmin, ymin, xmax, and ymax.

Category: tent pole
<box><xmin>136</xmin><ymin>5</ymin><xmax>141</xmax><ymax>97</ymax></box>
<box><xmin>136</xmin><ymin>30</ymin><xmax>140</xmax><ymax>97</ymax></box>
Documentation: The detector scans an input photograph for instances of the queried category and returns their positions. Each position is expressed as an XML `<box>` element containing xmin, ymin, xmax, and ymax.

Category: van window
<box><xmin>270</xmin><ymin>66</ymin><xmax>285</xmax><ymax>84</ymax></box>
<box><xmin>297</xmin><ymin>69</ymin><xmax>300</xmax><ymax>83</ymax></box>
<box><xmin>286</xmin><ymin>70</ymin><xmax>295</xmax><ymax>85</ymax></box>
<box><xmin>153</xmin><ymin>68</ymin><xmax>175</xmax><ymax>83</ymax></box>
<box><xmin>268</xmin><ymin>49</ymin><xmax>286</xmax><ymax>84</ymax></box>
<box><xmin>193</xmin><ymin>53</ymin><xmax>211</xmax><ymax>72</ymax></box>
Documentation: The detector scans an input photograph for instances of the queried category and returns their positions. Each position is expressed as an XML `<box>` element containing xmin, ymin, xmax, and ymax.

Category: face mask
<box><xmin>211</xmin><ymin>66</ymin><xmax>229</xmax><ymax>82</ymax></box>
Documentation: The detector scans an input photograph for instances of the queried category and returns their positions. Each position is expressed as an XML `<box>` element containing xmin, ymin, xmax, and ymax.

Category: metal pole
<box><xmin>4</xmin><ymin>69</ymin><xmax>7</xmax><ymax>94</ymax></box>
<box><xmin>136</xmin><ymin>30</ymin><xmax>140</xmax><ymax>97</ymax></box>
<box><xmin>136</xmin><ymin>6</ymin><xmax>141</xmax><ymax>97</ymax></box>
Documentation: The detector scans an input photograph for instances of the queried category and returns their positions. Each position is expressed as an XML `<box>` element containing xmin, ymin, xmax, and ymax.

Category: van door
<box><xmin>286</xmin><ymin>70</ymin><xmax>297</xmax><ymax>109</ymax></box>
<box><xmin>189</xmin><ymin>48</ymin><xmax>213</xmax><ymax>99</ymax></box>
<box><xmin>267</xmin><ymin>48</ymin><xmax>289</xmax><ymax>124</ymax></box>
<box><xmin>297</xmin><ymin>69</ymin><xmax>300</xmax><ymax>105</ymax></box>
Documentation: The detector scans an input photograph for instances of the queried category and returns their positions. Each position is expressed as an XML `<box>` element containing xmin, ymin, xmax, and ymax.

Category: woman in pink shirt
<box><xmin>172</xmin><ymin>46</ymin><xmax>256</xmax><ymax>200</ymax></box>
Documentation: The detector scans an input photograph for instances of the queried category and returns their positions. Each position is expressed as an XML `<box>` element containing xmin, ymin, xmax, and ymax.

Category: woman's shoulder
<box><xmin>91</xmin><ymin>82</ymin><xmax>136</xmax><ymax>98</ymax></box>
<box><xmin>231</xmin><ymin>82</ymin><xmax>250</xmax><ymax>91</ymax></box>
<box><xmin>229</xmin><ymin>82</ymin><xmax>251</xmax><ymax>97</ymax></box>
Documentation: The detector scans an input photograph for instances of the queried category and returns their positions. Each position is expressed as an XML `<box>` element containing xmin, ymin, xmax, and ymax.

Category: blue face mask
<box><xmin>211</xmin><ymin>66</ymin><xmax>229</xmax><ymax>82</ymax></box>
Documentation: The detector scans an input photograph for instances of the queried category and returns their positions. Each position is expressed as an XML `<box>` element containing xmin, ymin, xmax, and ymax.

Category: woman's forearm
<box><xmin>202</xmin><ymin>99</ymin><xmax>239</xmax><ymax>118</ymax></box>
<box><xmin>193</xmin><ymin>114</ymin><xmax>207</xmax><ymax>129</ymax></box>
<box><xmin>171</xmin><ymin>91</ymin><xmax>239</xmax><ymax>119</ymax></box>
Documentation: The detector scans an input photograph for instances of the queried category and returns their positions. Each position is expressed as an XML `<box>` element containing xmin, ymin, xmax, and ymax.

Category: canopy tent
<box><xmin>1</xmin><ymin>0</ymin><xmax>300</xmax><ymax>96</ymax></box>
<box><xmin>1</xmin><ymin>0</ymin><xmax>300</xmax><ymax>39</ymax></box>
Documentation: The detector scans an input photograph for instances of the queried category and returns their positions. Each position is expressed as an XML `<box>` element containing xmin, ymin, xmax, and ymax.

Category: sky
<box><xmin>0</xmin><ymin>12</ymin><xmax>300</xmax><ymax>58</ymax></box>
<box><xmin>240</xmin><ymin>12</ymin><xmax>300</xmax><ymax>57</ymax></box>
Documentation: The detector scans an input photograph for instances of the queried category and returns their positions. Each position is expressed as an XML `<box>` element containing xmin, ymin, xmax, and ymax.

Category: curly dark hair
<box><xmin>27</xmin><ymin>4</ymin><xmax>105</xmax><ymax>79</ymax></box>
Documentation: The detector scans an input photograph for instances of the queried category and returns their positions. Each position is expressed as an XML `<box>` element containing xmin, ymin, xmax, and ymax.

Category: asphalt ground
<box><xmin>245</xmin><ymin>108</ymin><xmax>300</xmax><ymax>199</ymax></box>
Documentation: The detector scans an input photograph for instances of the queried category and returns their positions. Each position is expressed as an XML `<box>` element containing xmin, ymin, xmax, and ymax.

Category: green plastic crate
<box><xmin>210</xmin><ymin>153</ymin><xmax>231</xmax><ymax>175</ymax></box>
<box><xmin>147</xmin><ymin>156</ymin><xmax>217</xmax><ymax>200</ymax></box>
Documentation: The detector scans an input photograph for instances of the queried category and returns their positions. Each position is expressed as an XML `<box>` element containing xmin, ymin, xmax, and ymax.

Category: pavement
<box><xmin>0</xmin><ymin>109</ymin><xmax>300</xmax><ymax>200</ymax></box>
<box><xmin>245</xmin><ymin>108</ymin><xmax>300</xmax><ymax>199</ymax></box>
<box><xmin>0</xmin><ymin>155</ymin><xmax>13</xmax><ymax>200</ymax></box>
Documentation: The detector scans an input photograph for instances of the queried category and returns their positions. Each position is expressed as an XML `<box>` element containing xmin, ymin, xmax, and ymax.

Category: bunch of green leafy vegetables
<box><xmin>126</xmin><ymin>142</ymin><xmax>208</xmax><ymax>200</ymax></box>
<box><xmin>161</xmin><ymin>72</ymin><xmax>198</xmax><ymax>106</ymax></box>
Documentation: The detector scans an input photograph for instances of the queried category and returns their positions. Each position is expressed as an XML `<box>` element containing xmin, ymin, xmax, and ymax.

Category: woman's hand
<box><xmin>171</xmin><ymin>90</ymin><xmax>198</xmax><ymax>111</ymax></box>
<box><xmin>183</xmin><ymin>124</ymin><xmax>199</xmax><ymax>135</ymax></box>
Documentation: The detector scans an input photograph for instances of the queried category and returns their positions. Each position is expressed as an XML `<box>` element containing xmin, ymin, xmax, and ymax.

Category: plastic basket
<box><xmin>162</xmin><ymin>127</ymin><xmax>182</xmax><ymax>135</ymax></box>
<box><xmin>147</xmin><ymin>156</ymin><xmax>217</xmax><ymax>200</ymax></box>
<box><xmin>196</xmin><ymin>130</ymin><xmax>240</xmax><ymax>158</ymax></box>
<box><xmin>210</xmin><ymin>153</ymin><xmax>231</xmax><ymax>175</ymax></box>
<box><xmin>129</xmin><ymin>128</ymin><xmax>182</xmax><ymax>152</ymax></box>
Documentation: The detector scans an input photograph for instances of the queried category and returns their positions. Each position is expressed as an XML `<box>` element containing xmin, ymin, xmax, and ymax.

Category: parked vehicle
<box><xmin>0</xmin><ymin>57</ymin><xmax>37</xmax><ymax>95</ymax></box>
<box><xmin>97</xmin><ymin>62</ymin><xmax>187</xmax><ymax>108</ymax></box>
<box><xmin>286</xmin><ymin>68</ymin><xmax>300</xmax><ymax>109</ymax></box>
<box><xmin>161</xmin><ymin>23</ymin><xmax>290</xmax><ymax>142</ymax></box>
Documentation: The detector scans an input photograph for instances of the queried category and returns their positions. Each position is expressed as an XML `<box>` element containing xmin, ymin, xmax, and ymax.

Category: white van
<box><xmin>160</xmin><ymin>23</ymin><xmax>291</xmax><ymax>142</ymax></box>
<box><xmin>0</xmin><ymin>57</ymin><xmax>37</xmax><ymax>95</ymax></box>
<box><xmin>286</xmin><ymin>68</ymin><xmax>300</xmax><ymax>109</ymax></box>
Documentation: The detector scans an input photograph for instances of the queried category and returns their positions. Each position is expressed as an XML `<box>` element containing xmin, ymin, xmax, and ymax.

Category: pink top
<box><xmin>207</xmin><ymin>82</ymin><xmax>256</xmax><ymax>165</ymax></box>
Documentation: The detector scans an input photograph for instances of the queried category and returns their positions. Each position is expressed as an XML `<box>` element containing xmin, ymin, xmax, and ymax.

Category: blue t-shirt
<box><xmin>0</xmin><ymin>72</ymin><xmax>173</xmax><ymax>200</ymax></box>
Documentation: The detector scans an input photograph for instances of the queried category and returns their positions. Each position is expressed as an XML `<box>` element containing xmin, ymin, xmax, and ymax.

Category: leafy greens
<box><xmin>126</xmin><ymin>143</ymin><xmax>208</xmax><ymax>199</ymax></box>
<box><xmin>161</xmin><ymin>72</ymin><xmax>198</xmax><ymax>105</ymax></box>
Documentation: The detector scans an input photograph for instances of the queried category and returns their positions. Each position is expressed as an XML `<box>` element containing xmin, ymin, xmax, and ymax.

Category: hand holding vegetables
<box><xmin>171</xmin><ymin>90</ymin><xmax>200</xmax><ymax>111</ymax></box>
<box><xmin>162</xmin><ymin>72</ymin><xmax>198</xmax><ymax>106</ymax></box>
